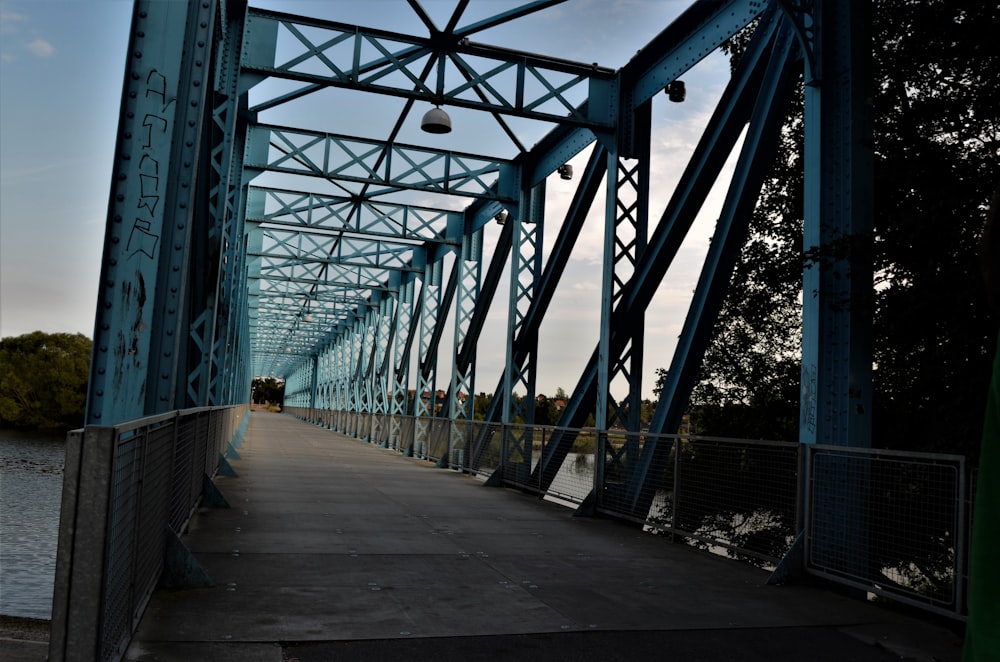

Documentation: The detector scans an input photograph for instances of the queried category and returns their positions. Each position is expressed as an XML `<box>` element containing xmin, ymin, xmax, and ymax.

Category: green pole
<box><xmin>964</xmin><ymin>333</ymin><xmax>1000</xmax><ymax>661</ymax></box>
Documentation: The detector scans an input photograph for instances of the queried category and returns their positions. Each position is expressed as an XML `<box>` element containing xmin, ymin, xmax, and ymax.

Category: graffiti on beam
<box><xmin>127</xmin><ymin>70</ymin><xmax>173</xmax><ymax>262</ymax></box>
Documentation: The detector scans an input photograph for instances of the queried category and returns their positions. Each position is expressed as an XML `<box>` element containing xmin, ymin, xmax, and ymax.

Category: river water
<box><xmin>0</xmin><ymin>429</ymin><xmax>65</xmax><ymax>620</ymax></box>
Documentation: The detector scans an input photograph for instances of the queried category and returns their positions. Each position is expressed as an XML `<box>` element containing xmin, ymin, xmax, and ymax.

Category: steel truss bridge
<box><xmin>86</xmin><ymin>0</ymin><xmax>873</xmax><ymax>515</ymax></box>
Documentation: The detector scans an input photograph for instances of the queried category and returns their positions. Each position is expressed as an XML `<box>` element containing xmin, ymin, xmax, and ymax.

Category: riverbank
<box><xmin>0</xmin><ymin>615</ymin><xmax>49</xmax><ymax>641</ymax></box>
<box><xmin>0</xmin><ymin>615</ymin><xmax>49</xmax><ymax>662</ymax></box>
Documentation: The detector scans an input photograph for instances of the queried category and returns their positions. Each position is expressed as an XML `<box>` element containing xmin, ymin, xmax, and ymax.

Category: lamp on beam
<box><xmin>666</xmin><ymin>80</ymin><xmax>686</xmax><ymax>103</ymax></box>
<box><xmin>557</xmin><ymin>164</ymin><xmax>573</xmax><ymax>180</ymax></box>
<box><xmin>421</xmin><ymin>105</ymin><xmax>452</xmax><ymax>134</ymax></box>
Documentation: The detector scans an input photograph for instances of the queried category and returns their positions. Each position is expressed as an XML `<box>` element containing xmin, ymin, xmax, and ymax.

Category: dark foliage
<box><xmin>251</xmin><ymin>377</ymin><xmax>285</xmax><ymax>407</ymax></box>
<box><xmin>688</xmin><ymin>1</ymin><xmax>999</xmax><ymax>460</ymax></box>
<box><xmin>0</xmin><ymin>331</ymin><xmax>92</xmax><ymax>430</ymax></box>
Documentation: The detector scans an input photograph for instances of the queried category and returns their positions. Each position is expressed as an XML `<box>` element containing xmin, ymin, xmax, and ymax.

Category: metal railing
<box><xmin>291</xmin><ymin>406</ymin><xmax>975</xmax><ymax>619</ymax></box>
<box><xmin>606</xmin><ymin>433</ymin><xmax>801</xmax><ymax>567</ymax></box>
<box><xmin>804</xmin><ymin>445</ymin><xmax>967</xmax><ymax>618</ymax></box>
<box><xmin>49</xmin><ymin>405</ymin><xmax>249</xmax><ymax>662</ymax></box>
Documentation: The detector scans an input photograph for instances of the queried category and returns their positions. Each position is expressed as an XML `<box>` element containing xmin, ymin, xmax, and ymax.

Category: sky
<box><xmin>0</xmin><ymin>0</ymin><xmax>741</xmax><ymax>399</ymax></box>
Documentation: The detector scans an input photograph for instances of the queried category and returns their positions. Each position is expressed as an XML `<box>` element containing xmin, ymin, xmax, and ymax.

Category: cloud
<box><xmin>0</xmin><ymin>10</ymin><xmax>28</xmax><ymax>34</ymax></box>
<box><xmin>25</xmin><ymin>37</ymin><xmax>55</xmax><ymax>57</ymax></box>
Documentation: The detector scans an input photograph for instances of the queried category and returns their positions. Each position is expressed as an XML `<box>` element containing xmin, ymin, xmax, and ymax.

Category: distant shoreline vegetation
<box><xmin>0</xmin><ymin>331</ymin><xmax>91</xmax><ymax>433</ymax></box>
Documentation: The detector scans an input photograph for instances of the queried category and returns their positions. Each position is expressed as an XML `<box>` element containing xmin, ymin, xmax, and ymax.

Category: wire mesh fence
<box><xmin>593</xmin><ymin>433</ymin><xmax>800</xmax><ymax>567</ymax></box>
<box><xmin>51</xmin><ymin>405</ymin><xmax>248</xmax><ymax>662</ymax></box>
<box><xmin>806</xmin><ymin>445</ymin><xmax>966</xmax><ymax>616</ymax></box>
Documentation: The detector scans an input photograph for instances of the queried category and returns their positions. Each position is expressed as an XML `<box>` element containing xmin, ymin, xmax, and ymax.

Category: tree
<box><xmin>689</xmin><ymin>1</ymin><xmax>999</xmax><ymax>457</ymax></box>
<box><xmin>0</xmin><ymin>331</ymin><xmax>92</xmax><ymax>430</ymax></box>
<box><xmin>251</xmin><ymin>377</ymin><xmax>285</xmax><ymax>407</ymax></box>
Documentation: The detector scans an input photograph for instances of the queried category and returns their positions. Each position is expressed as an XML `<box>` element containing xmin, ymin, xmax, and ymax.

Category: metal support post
<box><xmin>501</xmin><ymin>180</ymin><xmax>544</xmax><ymax>485</ymax></box>
<box><xmin>597</xmin><ymin>99</ymin><xmax>651</xmax><ymax>509</ymax></box>
<box><xmin>445</xmin><ymin>222</ymin><xmax>484</xmax><ymax>469</ymax></box>
<box><xmin>798</xmin><ymin>0</ymin><xmax>874</xmax><ymax>587</ymax></box>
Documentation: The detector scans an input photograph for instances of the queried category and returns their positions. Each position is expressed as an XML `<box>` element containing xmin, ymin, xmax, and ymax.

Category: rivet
<box><xmin>134</xmin><ymin>51</ymin><xmax>142</xmax><ymax>59</ymax></box>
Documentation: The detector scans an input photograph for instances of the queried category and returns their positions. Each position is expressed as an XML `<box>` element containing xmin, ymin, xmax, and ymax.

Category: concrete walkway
<box><xmin>124</xmin><ymin>411</ymin><xmax>964</xmax><ymax>661</ymax></box>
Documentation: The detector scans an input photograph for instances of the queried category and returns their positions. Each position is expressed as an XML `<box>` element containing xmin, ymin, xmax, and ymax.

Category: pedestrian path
<box><xmin>124</xmin><ymin>411</ymin><xmax>964</xmax><ymax>661</ymax></box>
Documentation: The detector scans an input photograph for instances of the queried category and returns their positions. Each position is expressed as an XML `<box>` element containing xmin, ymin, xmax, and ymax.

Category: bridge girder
<box><xmin>87</xmin><ymin>0</ymin><xmax>872</xmax><ymax>528</ymax></box>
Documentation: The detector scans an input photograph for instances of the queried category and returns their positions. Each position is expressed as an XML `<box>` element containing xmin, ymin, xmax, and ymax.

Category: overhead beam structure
<box><xmin>86</xmin><ymin>0</ymin><xmax>873</xmax><ymax>527</ymax></box>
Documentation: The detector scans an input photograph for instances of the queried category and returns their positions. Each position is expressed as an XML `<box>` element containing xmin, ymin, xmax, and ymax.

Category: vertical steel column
<box><xmin>389</xmin><ymin>276</ymin><xmax>417</xmax><ymax>449</ymax></box>
<box><xmin>414</xmin><ymin>254</ymin><xmax>443</xmax><ymax>457</ymax></box>
<box><xmin>370</xmin><ymin>293</ymin><xmax>394</xmax><ymax>443</ymax></box>
<box><xmin>597</xmin><ymin>101</ymin><xmax>651</xmax><ymax>504</ymax></box>
<box><xmin>335</xmin><ymin>329</ymin><xmax>347</xmax><ymax>427</ymax></box>
<box><xmin>308</xmin><ymin>353</ymin><xmax>319</xmax><ymax>419</ymax></box>
<box><xmin>357</xmin><ymin>304</ymin><xmax>378</xmax><ymax>440</ymax></box>
<box><xmin>799</xmin><ymin>0</ymin><xmax>873</xmax><ymax>448</ymax></box>
<box><xmin>446</xmin><ymin>221</ymin><xmax>484</xmax><ymax>469</ymax></box>
<box><xmin>501</xmin><ymin>180</ymin><xmax>544</xmax><ymax>484</ymax></box>
<box><xmin>87</xmin><ymin>0</ymin><xmax>219</xmax><ymax>424</ymax></box>
<box><xmin>204</xmin><ymin>0</ymin><xmax>250</xmax><ymax>407</ymax></box>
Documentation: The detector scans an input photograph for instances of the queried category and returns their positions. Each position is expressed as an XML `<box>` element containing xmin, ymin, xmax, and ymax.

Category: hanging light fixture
<box><xmin>421</xmin><ymin>105</ymin><xmax>452</xmax><ymax>134</ymax></box>
<box><xmin>557</xmin><ymin>164</ymin><xmax>573</xmax><ymax>180</ymax></box>
<box><xmin>494</xmin><ymin>209</ymin><xmax>508</xmax><ymax>225</ymax></box>
<box><xmin>666</xmin><ymin>80</ymin><xmax>686</xmax><ymax>103</ymax></box>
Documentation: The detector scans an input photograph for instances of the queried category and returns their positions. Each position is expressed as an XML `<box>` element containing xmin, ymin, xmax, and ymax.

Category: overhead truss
<box><xmin>87</xmin><ymin>0</ymin><xmax>873</xmax><ymax>529</ymax></box>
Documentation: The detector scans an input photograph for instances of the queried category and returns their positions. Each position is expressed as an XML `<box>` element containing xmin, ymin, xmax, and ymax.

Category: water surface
<box><xmin>0</xmin><ymin>430</ymin><xmax>65</xmax><ymax>619</ymax></box>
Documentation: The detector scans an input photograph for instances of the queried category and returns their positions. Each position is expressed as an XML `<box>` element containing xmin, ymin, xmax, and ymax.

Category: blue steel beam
<box><xmin>498</xmin><ymin>179</ymin><xmax>544</xmax><ymax>484</ymax></box>
<box><xmin>472</xmin><ymin>145</ymin><xmax>607</xmax><ymax>469</ymax></box>
<box><xmin>200</xmin><ymin>1</ymin><xmax>251</xmax><ymax>406</ymax></box>
<box><xmin>245</xmin><ymin>124</ymin><xmax>517</xmax><ymax>202</ymax></box>
<box><xmin>246</xmin><ymin>187</ymin><xmax>463</xmax><ymax>244</ymax></box>
<box><xmin>241</xmin><ymin>6</ymin><xmax>614</xmax><ymax>127</ymax></box>
<box><xmin>625</xmin><ymin>19</ymin><xmax>801</xmax><ymax>518</ymax></box>
<box><xmin>87</xmin><ymin>0</ymin><xmax>221</xmax><ymax>424</ymax></box>
<box><xmin>531</xmin><ymin>10</ymin><xmax>786</xmax><ymax>495</ymax></box>
<box><xmin>617</xmin><ymin>0</ymin><xmax>768</xmax><ymax>116</ymax></box>
<box><xmin>799</xmin><ymin>0</ymin><xmax>873</xmax><ymax>448</ymax></box>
